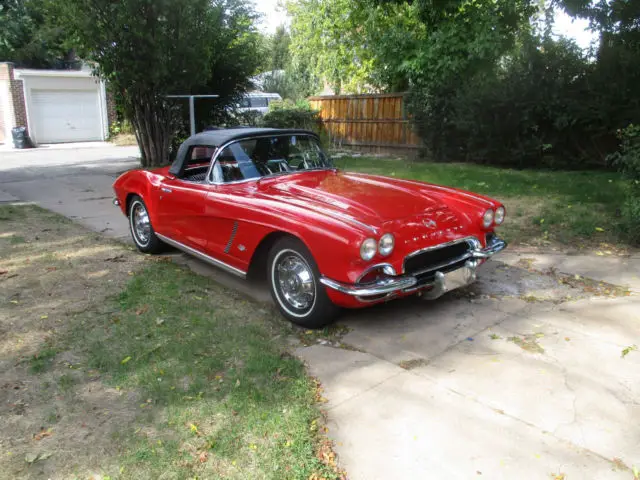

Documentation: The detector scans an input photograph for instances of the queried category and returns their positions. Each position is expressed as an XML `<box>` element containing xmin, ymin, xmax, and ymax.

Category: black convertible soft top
<box><xmin>168</xmin><ymin>127</ymin><xmax>318</xmax><ymax>177</ymax></box>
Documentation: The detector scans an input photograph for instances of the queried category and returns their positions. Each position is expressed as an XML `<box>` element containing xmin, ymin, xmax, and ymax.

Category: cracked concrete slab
<box><xmin>500</xmin><ymin>251</ymin><xmax>640</xmax><ymax>293</ymax></box>
<box><xmin>307</xmin><ymin>269</ymin><xmax>640</xmax><ymax>478</ymax></box>
<box><xmin>297</xmin><ymin>346</ymin><xmax>631</xmax><ymax>479</ymax></box>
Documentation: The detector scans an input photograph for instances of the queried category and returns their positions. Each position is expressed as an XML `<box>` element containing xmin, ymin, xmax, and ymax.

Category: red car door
<box><xmin>202</xmin><ymin>184</ymin><xmax>248</xmax><ymax>264</ymax></box>
<box><xmin>155</xmin><ymin>177</ymin><xmax>211</xmax><ymax>251</ymax></box>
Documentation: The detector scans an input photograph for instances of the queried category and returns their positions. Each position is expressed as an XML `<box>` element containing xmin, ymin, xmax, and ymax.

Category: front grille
<box><xmin>403</xmin><ymin>240</ymin><xmax>472</xmax><ymax>277</ymax></box>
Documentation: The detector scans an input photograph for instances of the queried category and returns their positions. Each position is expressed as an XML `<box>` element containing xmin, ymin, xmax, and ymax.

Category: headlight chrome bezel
<box><xmin>360</xmin><ymin>238</ymin><xmax>377</xmax><ymax>261</ymax></box>
<box><xmin>482</xmin><ymin>209</ymin><xmax>495</xmax><ymax>228</ymax></box>
<box><xmin>494</xmin><ymin>206</ymin><xmax>505</xmax><ymax>225</ymax></box>
<box><xmin>378</xmin><ymin>233</ymin><xmax>395</xmax><ymax>256</ymax></box>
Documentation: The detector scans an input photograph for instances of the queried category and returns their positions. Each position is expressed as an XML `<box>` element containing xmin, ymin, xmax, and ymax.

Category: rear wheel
<box><xmin>128</xmin><ymin>195</ymin><xmax>164</xmax><ymax>253</ymax></box>
<box><xmin>268</xmin><ymin>237</ymin><xmax>339</xmax><ymax>328</ymax></box>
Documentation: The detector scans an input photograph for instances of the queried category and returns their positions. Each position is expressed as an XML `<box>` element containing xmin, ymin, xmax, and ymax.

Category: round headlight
<box><xmin>482</xmin><ymin>209</ymin><xmax>495</xmax><ymax>228</ymax></box>
<box><xmin>378</xmin><ymin>233</ymin><xmax>395</xmax><ymax>256</ymax></box>
<box><xmin>495</xmin><ymin>206</ymin><xmax>505</xmax><ymax>225</ymax></box>
<box><xmin>360</xmin><ymin>238</ymin><xmax>377</xmax><ymax>261</ymax></box>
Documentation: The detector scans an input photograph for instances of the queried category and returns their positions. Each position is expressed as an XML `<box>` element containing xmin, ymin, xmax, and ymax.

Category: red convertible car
<box><xmin>113</xmin><ymin>128</ymin><xmax>506</xmax><ymax>328</ymax></box>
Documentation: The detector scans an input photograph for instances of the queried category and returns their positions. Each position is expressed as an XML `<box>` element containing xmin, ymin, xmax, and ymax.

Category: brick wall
<box><xmin>11</xmin><ymin>79</ymin><xmax>28</xmax><ymax>131</ymax></box>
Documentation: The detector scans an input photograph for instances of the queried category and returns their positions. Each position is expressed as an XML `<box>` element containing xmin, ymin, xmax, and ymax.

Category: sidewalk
<box><xmin>499</xmin><ymin>251</ymin><xmax>640</xmax><ymax>293</ymax></box>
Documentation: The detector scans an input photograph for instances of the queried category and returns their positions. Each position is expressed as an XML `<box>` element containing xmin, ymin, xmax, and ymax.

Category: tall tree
<box><xmin>55</xmin><ymin>0</ymin><xmax>261</xmax><ymax>166</ymax></box>
<box><xmin>269</xmin><ymin>25</ymin><xmax>291</xmax><ymax>71</ymax></box>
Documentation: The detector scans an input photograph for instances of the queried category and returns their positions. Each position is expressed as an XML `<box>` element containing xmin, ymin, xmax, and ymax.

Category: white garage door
<box><xmin>30</xmin><ymin>89</ymin><xmax>102</xmax><ymax>143</ymax></box>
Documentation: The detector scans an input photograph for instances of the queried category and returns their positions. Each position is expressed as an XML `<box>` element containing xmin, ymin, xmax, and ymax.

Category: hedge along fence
<box><xmin>308</xmin><ymin>93</ymin><xmax>422</xmax><ymax>155</ymax></box>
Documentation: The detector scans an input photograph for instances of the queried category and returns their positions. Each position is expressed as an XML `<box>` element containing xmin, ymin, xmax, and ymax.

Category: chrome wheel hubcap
<box><xmin>276</xmin><ymin>254</ymin><xmax>315</xmax><ymax>310</ymax></box>
<box><xmin>132</xmin><ymin>203</ymin><xmax>151</xmax><ymax>244</ymax></box>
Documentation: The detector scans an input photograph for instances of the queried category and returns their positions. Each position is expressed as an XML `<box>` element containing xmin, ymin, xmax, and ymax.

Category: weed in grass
<box><xmin>10</xmin><ymin>235</ymin><xmax>27</xmax><ymax>244</ymax></box>
<box><xmin>57</xmin><ymin>373</ymin><xmax>76</xmax><ymax>393</ymax></box>
<box><xmin>45</xmin><ymin>409</ymin><xmax>60</xmax><ymax>424</ymax></box>
<box><xmin>0</xmin><ymin>205</ymin><xmax>26</xmax><ymax>221</ymax></box>
<box><xmin>29</xmin><ymin>347</ymin><xmax>58</xmax><ymax>373</ymax></box>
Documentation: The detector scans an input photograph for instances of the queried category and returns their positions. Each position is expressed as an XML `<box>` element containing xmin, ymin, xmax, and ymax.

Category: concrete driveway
<box><xmin>1</xmin><ymin>146</ymin><xmax>639</xmax><ymax>479</ymax></box>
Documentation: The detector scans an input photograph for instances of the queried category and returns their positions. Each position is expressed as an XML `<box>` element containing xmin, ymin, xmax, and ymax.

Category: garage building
<box><xmin>0</xmin><ymin>62</ymin><xmax>115</xmax><ymax>146</ymax></box>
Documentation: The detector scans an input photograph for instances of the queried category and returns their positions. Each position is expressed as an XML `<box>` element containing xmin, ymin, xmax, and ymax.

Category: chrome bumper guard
<box><xmin>320</xmin><ymin>235</ymin><xmax>507</xmax><ymax>299</ymax></box>
<box><xmin>320</xmin><ymin>275</ymin><xmax>418</xmax><ymax>296</ymax></box>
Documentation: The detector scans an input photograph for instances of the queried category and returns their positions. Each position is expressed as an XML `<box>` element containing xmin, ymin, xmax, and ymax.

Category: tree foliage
<box><xmin>286</xmin><ymin>0</ymin><xmax>420</xmax><ymax>93</ymax></box>
<box><xmin>268</xmin><ymin>25</ymin><xmax>291</xmax><ymax>71</ymax></box>
<box><xmin>0</xmin><ymin>0</ymin><xmax>70</xmax><ymax>68</ymax></box>
<box><xmin>54</xmin><ymin>0</ymin><xmax>261</xmax><ymax>166</ymax></box>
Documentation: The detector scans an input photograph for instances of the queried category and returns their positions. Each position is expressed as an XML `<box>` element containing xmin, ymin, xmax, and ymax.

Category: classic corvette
<box><xmin>113</xmin><ymin>127</ymin><xmax>507</xmax><ymax>328</ymax></box>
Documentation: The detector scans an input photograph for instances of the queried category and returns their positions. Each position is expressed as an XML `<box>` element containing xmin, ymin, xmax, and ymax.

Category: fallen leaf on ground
<box><xmin>25</xmin><ymin>451</ymin><xmax>52</xmax><ymax>464</ymax></box>
<box><xmin>120</xmin><ymin>356</ymin><xmax>132</xmax><ymax>365</ymax></box>
<box><xmin>33</xmin><ymin>429</ymin><xmax>53</xmax><ymax>441</ymax></box>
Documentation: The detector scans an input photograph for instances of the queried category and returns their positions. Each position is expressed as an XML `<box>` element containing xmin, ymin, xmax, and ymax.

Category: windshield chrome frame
<box><xmin>206</xmin><ymin>133</ymin><xmax>334</xmax><ymax>186</ymax></box>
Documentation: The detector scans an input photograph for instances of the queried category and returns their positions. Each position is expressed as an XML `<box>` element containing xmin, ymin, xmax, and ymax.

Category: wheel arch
<box><xmin>247</xmin><ymin>230</ymin><xmax>306</xmax><ymax>281</ymax></box>
<box><xmin>125</xmin><ymin>192</ymin><xmax>139</xmax><ymax>216</ymax></box>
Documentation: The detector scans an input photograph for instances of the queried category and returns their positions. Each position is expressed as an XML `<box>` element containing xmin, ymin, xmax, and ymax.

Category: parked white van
<box><xmin>237</xmin><ymin>92</ymin><xmax>282</xmax><ymax>115</ymax></box>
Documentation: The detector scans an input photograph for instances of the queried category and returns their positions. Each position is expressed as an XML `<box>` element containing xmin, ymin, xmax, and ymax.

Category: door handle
<box><xmin>161</xmin><ymin>187</ymin><xmax>173</xmax><ymax>193</ymax></box>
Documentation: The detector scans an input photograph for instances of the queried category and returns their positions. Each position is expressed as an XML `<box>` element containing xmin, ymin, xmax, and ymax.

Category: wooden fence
<box><xmin>308</xmin><ymin>93</ymin><xmax>422</xmax><ymax>155</ymax></box>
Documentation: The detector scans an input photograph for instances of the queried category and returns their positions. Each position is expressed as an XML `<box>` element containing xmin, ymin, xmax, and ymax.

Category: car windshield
<box><xmin>211</xmin><ymin>134</ymin><xmax>333</xmax><ymax>183</ymax></box>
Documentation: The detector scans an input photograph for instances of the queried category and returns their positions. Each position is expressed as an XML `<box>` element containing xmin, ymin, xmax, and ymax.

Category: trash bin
<box><xmin>11</xmin><ymin>127</ymin><xmax>32</xmax><ymax>149</ymax></box>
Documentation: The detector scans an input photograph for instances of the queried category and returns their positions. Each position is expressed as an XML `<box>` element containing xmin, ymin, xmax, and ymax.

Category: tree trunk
<box><xmin>129</xmin><ymin>95</ymin><xmax>175</xmax><ymax>167</ymax></box>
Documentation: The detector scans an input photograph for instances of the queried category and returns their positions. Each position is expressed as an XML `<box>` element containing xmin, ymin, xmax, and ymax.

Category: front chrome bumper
<box><xmin>320</xmin><ymin>235</ymin><xmax>507</xmax><ymax>300</ymax></box>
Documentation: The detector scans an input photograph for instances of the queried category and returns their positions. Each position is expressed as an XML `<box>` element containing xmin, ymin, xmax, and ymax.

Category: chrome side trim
<box><xmin>320</xmin><ymin>275</ymin><xmax>416</xmax><ymax>297</ymax></box>
<box><xmin>156</xmin><ymin>233</ymin><xmax>247</xmax><ymax>279</ymax></box>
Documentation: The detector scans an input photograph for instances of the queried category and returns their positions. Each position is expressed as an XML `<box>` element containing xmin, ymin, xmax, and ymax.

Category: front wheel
<box><xmin>268</xmin><ymin>237</ymin><xmax>339</xmax><ymax>328</ymax></box>
<box><xmin>128</xmin><ymin>195</ymin><xmax>164</xmax><ymax>253</ymax></box>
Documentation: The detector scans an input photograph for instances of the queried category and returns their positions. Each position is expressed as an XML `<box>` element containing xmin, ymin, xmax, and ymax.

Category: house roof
<box><xmin>168</xmin><ymin>128</ymin><xmax>318</xmax><ymax>176</ymax></box>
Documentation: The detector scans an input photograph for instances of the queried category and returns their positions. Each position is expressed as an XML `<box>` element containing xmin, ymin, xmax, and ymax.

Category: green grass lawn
<box><xmin>73</xmin><ymin>263</ymin><xmax>339</xmax><ymax>479</ymax></box>
<box><xmin>341</xmin><ymin>156</ymin><xmax>627</xmax><ymax>248</ymax></box>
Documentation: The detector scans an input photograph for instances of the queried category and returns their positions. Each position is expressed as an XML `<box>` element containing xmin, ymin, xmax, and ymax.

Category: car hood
<box><xmin>257</xmin><ymin>170</ymin><xmax>481</xmax><ymax>231</ymax></box>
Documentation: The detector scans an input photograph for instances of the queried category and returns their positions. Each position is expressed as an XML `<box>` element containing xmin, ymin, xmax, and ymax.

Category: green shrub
<box><xmin>608</xmin><ymin>124</ymin><xmax>640</xmax><ymax>244</ymax></box>
<box><xmin>261</xmin><ymin>100</ymin><xmax>321</xmax><ymax>131</ymax></box>
<box><xmin>407</xmin><ymin>35</ymin><xmax>619</xmax><ymax>168</ymax></box>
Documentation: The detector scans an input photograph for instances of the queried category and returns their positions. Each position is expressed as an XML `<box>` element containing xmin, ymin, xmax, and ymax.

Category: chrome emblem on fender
<box><xmin>423</xmin><ymin>219</ymin><xmax>437</xmax><ymax>229</ymax></box>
